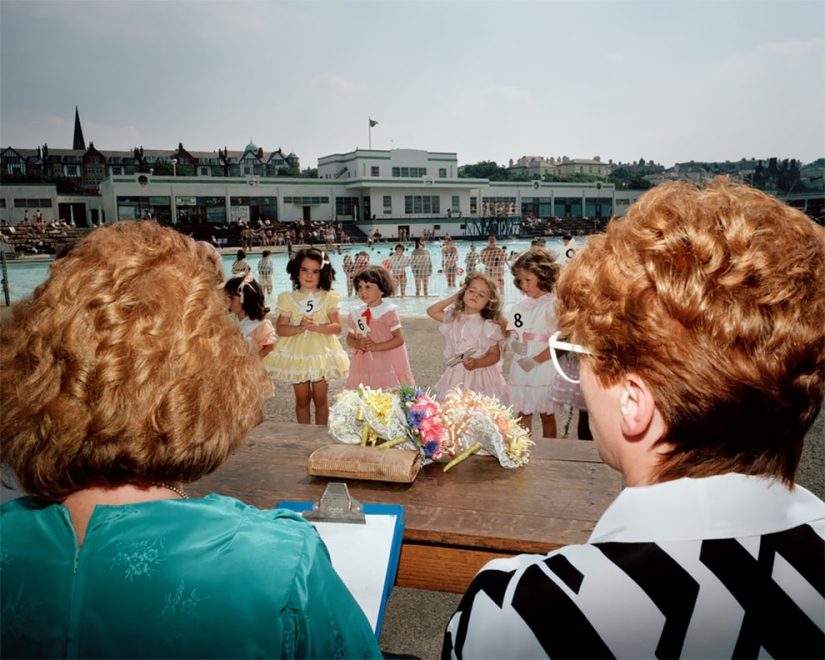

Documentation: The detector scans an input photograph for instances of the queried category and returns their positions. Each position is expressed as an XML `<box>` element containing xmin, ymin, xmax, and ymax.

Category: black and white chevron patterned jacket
<box><xmin>443</xmin><ymin>474</ymin><xmax>825</xmax><ymax>659</ymax></box>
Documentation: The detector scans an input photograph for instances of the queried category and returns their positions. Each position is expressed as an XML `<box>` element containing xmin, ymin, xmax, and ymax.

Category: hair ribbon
<box><xmin>237</xmin><ymin>273</ymin><xmax>254</xmax><ymax>303</ymax></box>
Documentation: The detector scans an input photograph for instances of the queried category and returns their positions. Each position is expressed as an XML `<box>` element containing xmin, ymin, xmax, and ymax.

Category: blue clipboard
<box><xmin>278</xmin><ymin>499</ymin><xmax>405</xmax><ymax>639</ymax></box>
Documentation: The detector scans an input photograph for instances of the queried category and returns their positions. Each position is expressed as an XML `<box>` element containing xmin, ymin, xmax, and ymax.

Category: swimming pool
<box><xmin>2</xmin><ymin>238</ymin><xmax>565</xmax><ymax>317</ymax></box>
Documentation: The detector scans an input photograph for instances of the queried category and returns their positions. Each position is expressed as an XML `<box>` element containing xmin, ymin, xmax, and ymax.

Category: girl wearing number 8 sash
<box><xmin>506</xmin><ymin>249</ymin><xmax>561</xmax><ymax>438</ymax></box>
<box><xmin>265</xmin><ymin>248</ymin><xmax>349</xmax><ymax>424</ymax></box>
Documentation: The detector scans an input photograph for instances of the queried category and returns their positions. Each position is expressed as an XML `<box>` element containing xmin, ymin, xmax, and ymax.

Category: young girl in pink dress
<box><xmin>224</xmin><ymin>274</ymin><xmax>276</xmax><ymax>359</ymax></box>
<box><xmin>345</xmin><ymin>266</ymin><xmax>415</xmax><ymax>390</ymax></box>
<box><xmin>426</xmin><ymin>272</ymin><xmax>508</xmax><ymax>403</ymax></box>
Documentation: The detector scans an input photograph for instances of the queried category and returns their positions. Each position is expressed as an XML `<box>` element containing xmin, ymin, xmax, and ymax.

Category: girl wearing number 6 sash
<box><xmin>265</xmin><ymin>249</ymin><xmax>349</xmax><ymax>424</ymax></box>
<box><xmin>506</xmin><ymin>249</ymin><xmax>561</xmax><ymax>439</ymax></box>
<box><xmin>345</xmin><ymin>266</ymin><xmax>415</xmax><ymax>390</ymax></box>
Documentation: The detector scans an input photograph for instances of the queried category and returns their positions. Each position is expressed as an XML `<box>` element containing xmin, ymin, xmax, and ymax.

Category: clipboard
<box><xmin>278</xmin><ymin>483</ymin><xmax>405</xmax><ymax>639</ymax></box>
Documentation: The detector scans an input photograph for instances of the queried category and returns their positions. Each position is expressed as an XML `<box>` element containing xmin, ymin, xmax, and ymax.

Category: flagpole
<box><xmin>368</xmin><ymin>118</ymin><xmax>372</xmax><ymax>150</ymax></box>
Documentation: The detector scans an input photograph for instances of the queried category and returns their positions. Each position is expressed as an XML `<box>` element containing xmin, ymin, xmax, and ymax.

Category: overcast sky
<box><xmin>1</xmin><ymin>0</ymin><xmax>823</xmax><ymax>169</ymax></box>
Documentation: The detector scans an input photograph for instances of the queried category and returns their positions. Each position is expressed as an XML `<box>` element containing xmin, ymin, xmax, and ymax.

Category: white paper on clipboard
<box><xmin>311</xmin><ymin>514</ymin><xmax>398</xmax><ymax>633</ymax></box>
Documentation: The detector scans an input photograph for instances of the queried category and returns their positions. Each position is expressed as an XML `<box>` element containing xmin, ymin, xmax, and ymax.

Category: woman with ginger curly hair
<box><xmin>0</xmin><ymin>222</ymin><xmax>381</xmax><ymax>659</ymax></box>
<box><xmin>444</xmin><ymin>178</ymin><xmax>825</xmax><ymax>659</ymax></box>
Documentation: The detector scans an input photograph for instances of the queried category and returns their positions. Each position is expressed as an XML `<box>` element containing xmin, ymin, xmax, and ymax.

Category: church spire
<box><xmin>73</xmin><ymin>106</ymin><xmax>86</xmax><ymax>151</ymax></box>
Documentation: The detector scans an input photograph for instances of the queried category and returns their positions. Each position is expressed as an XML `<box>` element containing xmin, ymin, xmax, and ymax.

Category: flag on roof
<box><xmin>369</xmin><ymin>118</ymin><xmax>378</xmax><ymax>127</ymax></box>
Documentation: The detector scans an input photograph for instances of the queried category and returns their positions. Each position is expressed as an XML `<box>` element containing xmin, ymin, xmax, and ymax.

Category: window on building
<box><xmin>470</xmin><ymin>197</ymin><xmax>477</xmax><ymax>215</ymax></box>
<box><xmin>335</xmin><ymin>197</ymin><xmax>358</xmax><ymax>217</ymax></box>
<box><xmin>452</xmin><ymin>196</ymin><xmax>460</xmax><ymax>213</ymax></box>
<box><xmin>200</xmin><ymin>167</ymin><xmax>209</xmax><ymax>176</ymax></box>
<box><xmin>404</xmin><ymin>195</ymin><xmax>440</xmax><ymax>214</ymax></box>
<box><xmin>66</xmin><ymin>165</ymin><xmax>78</xmax><ymax>176</ymax></box>
<box><xmin>383</xmin><ymin>196</ymin><xmax>392</xmax><ymax>214</ymax></box>
<box><xmin>283</xmin><ymin>196</ymin><xmax>330</xmax><ymax>205</ymax></box>
<box><xmin>371</xmin><ymin>166</ymin><xmax>380</xmax><ymax>177</ymax></box>
<box><xmin>439</xmin><ymin>168</ymin><xmax>447</xmax><ymax>178</ymax></box>
<box><xmin>392</xmin><ymin>167</ymin><xmax>427</xmax><ymax>178</ymax></box>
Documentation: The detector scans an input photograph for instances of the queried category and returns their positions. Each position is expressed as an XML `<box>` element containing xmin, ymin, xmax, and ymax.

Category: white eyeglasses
<box><xmin>548</xmin><ymin>331</ymin><xmax>593</xmax><ymax>384</ymax></box>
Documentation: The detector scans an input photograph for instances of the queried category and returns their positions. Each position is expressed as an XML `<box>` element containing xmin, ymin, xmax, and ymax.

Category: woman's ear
<box><xmin>619</xmin><ymin>373</ymin><xmax>658</xmax><ymax>438</ymax></box>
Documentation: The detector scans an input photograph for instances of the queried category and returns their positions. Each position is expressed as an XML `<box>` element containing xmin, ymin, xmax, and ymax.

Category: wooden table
<box><xmin>190</xmin><ymin>421</ymin><xmax>623</xmax><ymax>593</ymax></box>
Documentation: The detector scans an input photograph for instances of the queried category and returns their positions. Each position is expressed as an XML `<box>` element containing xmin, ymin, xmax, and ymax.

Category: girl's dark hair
<box><xmin>395</xmin><ymin>243</ymin><xmax>405</xmax><ymax>252</ymax></box>
<box><xmin>286</xmin><ymin>248</ymin><xmax>336</xmax><ymax>291</ymax></box>
<box><xmin>511</xmin><ymin>248</ymin><xmax>560</xmax><ymax>293</ymax></box>
<box><xmin>415</xmin><ymin>238</ymin><xmax>424</xmax><ymax>248</ymax></box>
<box><xmin>353</xmin><ymin>266</ymin><xmax>396</xmax><ymax>297</ymax></box>
<box><xmin>224</xmin><ymin>276</ymin><xmax>269</xmax><ymax>320</ymax></box>
<box><xmin>454</xmin><ymin>272</ymin><xmax>506</xmax><ymax>332</ymax></box>
<box><xmin>236</xmin><ymin>249</ymin><xmax>246</xmax><ymax>260</ymax></box>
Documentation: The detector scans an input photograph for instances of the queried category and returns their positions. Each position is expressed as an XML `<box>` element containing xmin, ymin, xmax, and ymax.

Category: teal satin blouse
<box><xmin>1</xmin><ymin>493</ymin><xmax>382</xmax><ymax>659</ymax></box>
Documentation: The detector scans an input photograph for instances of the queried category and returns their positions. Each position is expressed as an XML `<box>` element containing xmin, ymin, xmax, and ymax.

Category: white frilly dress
<box><xmin>507</xmin><ymin>293</ymin><xmax>558</xmax><ymax>414</ymax></box>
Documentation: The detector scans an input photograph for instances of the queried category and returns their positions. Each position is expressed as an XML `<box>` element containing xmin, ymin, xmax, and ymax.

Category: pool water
<box><xmin>2</xmin><ymin>238</ymin><xmax>565</xmax><ymax>317</ymax></box>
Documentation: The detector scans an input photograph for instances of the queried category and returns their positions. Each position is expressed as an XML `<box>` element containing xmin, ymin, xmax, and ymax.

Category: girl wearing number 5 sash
<box><xmin>345</xmin><ymin>266</ymin><xmax>415</xmax><ymax>390</ymax></box>
<box><xmin>265</xmin><ymin>249</ymin><xmax>349</xmax><ymax>425</ymax></box>
<box><xmin>506</xmin><ymin>249</ymin><xmax>561</xmax><ymax>439</ymax></box>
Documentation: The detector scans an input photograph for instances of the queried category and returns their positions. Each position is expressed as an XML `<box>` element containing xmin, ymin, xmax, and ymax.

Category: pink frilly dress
<box><xmin>231</xmin><ymin>314</ymin><xmax>276</xmax><ymax>356</ymax></box>
<box><xmin>433</xmin><ymin>308</ymin><xmax>508</xmax><ymax>403</ymax></box>
<box><xmin>345</xmin><ymin>300</ymin><xmax>415</xmax><ymax>390</ymax></box>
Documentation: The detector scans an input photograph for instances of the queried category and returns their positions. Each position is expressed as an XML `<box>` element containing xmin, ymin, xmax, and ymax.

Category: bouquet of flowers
<box><xmin>328</xmin><ymin>384</ymin><xmax>533</xmax><ymax>471</ymax></box>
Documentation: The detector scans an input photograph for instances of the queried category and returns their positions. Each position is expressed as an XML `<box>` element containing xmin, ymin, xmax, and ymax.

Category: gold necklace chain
<box><xmin>154</xmin><ymin>482</ymin><xmax>190</xmax><ymax>499</ymax></box>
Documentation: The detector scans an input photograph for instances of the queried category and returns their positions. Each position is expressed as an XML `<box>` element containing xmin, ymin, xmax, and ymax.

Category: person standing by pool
<box><xmin>355</xmin><ymin>250</ymin><xmax>370</xmax><ymax>272</ymax></box>
<box><xmin>231</xmin><ymin>249</ymin><xmax>251</xmax><ymax>276</ymax></box>
<box><xmin>465</xmin><ymin>244</ymin><xmax>480</xmax><ymax>273</ymax></box>
<box><xmin>343</xmin><ymin>254</ymin><xmax>356</xmax><ymax>296</ymax></box>
<box><xmin>410</xmin><ymin>238</ymin><xmax>433</xmax><ymax>297</ymax></box>
<box><xmin>256</xmin><ymin>249</ymin><xmax>274</xmax><ymax>299</ymax></box>
<box><xmin>556</xmin><ymin>233</ymin><xmax>578</xmax><ymax>268</ymax></box>
<box><xmin>480</xmin><ymin>235</ymin><xmax>503</xmax><ymax>279</ymax></box>
<box><xmin>442</xmin><ymin>236</ymin><xmax>459</xmax><ymax>287</ymax></box>
<box><xmin>388</xmin><ymin>243</ymin><xmax>411</xmax><ymax>297</ymax></box>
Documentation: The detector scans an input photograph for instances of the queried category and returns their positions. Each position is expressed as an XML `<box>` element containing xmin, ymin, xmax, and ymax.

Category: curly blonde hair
<box><xmin>556</xmin><ymin>177</ymin><xmax>825</xmax><ymax>485</ymax></box>
<box><xmin>453</xmin><ymin>272</ymin><xmax>506</xmax><ymax>332</ymax></box>
<box><xmin>0</xmin><ymin>221</ymin><xmax>272</xmax><ymax>503</ymax></box>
